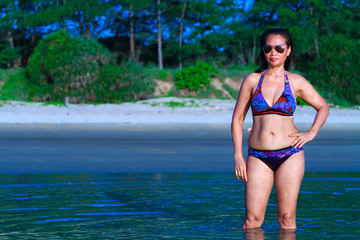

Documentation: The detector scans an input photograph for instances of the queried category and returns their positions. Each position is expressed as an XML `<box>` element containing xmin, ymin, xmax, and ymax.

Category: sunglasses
<box><xmin>263</xmin><ymin>45</ymin><xmax>286</xmax><ymax>54</ymax></box>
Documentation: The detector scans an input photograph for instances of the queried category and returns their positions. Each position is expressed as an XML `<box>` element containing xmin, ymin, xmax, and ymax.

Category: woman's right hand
<box><xmin>235</xmin><ymin>154</ymin><xmax>248</xmax><ymax>183</ymax></box>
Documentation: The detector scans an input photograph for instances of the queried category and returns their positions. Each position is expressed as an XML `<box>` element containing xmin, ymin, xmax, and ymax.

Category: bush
<box><xmin>96</xmin><ymin>62</ymin><xmax>153</xmax><ymax>103</ymax></box>
<box><xmin>0</xmin><ymin>68</ymin><xmax>29</xmax><ymax>100</ymax></box>
<box><xmin>302</xmin><ymin>34</ymin><xmax>360</xmax><ymax>105</ymax></box>
<box><xmin>175</xmin><ymin>61</ymin><xmax>219</xmax><ymax>91</ymax></box>
<box><xmin>27</xmin><ymin>30</ymin><xmax>153</xmax><ymax>103</ymax></box>
<box><xmin>0</xmin><ymin>43</ymin><xmax>22</xmax><ymax>68</ymax></box>
<box><xmin>27</xmin><ymin>30</ymin><xmax>112</xmax><ymax>102</ymax></box>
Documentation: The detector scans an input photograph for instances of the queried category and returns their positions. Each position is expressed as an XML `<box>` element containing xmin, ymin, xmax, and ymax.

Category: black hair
<box><xmin>255</xmin><ymin>28</ymin><xmax>293</xmax><ymax>73</ymax></box>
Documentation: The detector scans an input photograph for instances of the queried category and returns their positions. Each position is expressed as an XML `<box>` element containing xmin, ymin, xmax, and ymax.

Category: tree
<box><xmin>244</xmin><ymin>0</ymin><xmax>360</xmax><ymax>104</ymax></box>
<box><xmin>28</xmin><ymin>0</ymin><xmax>112</xmax><ymax>39</ymax></box>
<box><xmin>157</xmin><ymin>0</ymin><xmax>163</xmax><ymax>69</ymax></box>
<box><xmin>179</xmin><ymin>0</ymin><xmax>187</xmax><ymax>69</ymax></box>
<box><xmin>0</xmin><ymin>0</ymin><xmax>23</xmax><ymax>67</ymax></box>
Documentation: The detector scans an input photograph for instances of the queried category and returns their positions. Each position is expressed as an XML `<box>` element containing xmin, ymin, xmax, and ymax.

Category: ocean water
<box><xmin>0</xmin><ymin>124</ymin><xmax>359</xmax><ymax>239</ymax></box>
<box><xmin>0</xmin><ymin>172</ymin><xmax>359</xmax><ymax>239</ymax></box>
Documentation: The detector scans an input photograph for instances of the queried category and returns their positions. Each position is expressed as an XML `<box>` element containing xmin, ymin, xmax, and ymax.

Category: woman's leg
<box><xmin>275</xmin><ymin>151</ymin><xmax>305</xmax><ymax>229</ymax></box>
<box><xmin>243</xmin><ymin>156</ymin><xmax>274</xmax><ymax>229</ymax></box>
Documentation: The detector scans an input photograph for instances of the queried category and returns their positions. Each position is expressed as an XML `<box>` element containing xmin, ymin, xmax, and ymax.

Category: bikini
<box><xmin>248</xmin><ymin>71</ymin><xmax>303</xmax><ymax>172</ymax></box>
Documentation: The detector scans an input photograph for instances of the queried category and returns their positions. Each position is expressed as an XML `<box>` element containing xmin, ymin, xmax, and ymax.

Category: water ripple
<box><xmin>36</xmin><ymin>218</ymin><xmax>93</xmax><ymax>224</ymax></box>
<box><xmin>76</xmin><ymin>211</ymin><xmax>164</xmax><ymax>216</ymax></box>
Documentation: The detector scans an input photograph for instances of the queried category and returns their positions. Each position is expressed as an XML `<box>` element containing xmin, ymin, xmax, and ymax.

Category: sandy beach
<box><xmin>0</xmin><ymin>97</ymin><xmax>358</xmax><ymax>174</ymax></box>
<box><xmin>0</xmin><ymin>97</ymin><xmax>359</xmax><ymax>126</ymax></box>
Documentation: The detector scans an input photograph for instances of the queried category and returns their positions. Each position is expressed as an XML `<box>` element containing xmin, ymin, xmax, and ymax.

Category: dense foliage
<box><xmin>0</xmin><ymin>43</ymin><xmax>22</xmax><ymax>68</ymax></box>
<box><xmin>27</xmin><ymin>30</ymin><xmax>152</xmax><ymax>103</ymax></box>
<box><xmin>0</xmin><ymin>0</ymin><xmax>359</xmax><ymax>105</ymax></box>
<box><xmin>97</xmin><ymin>62</ymin><xmax>153</xmax><ymax>102</ymax></box>
<box><xmin>175</xmin><ymin>61</ymin><xmax>219</xmax><ymax>91</ymax></box>
<box><xmin>303</xmin><ymin>34</ymin><xmax>360</xmax><ymax>104</ymax></box>
<box><xmin>0</xmin><ymin>68</ymin><xmax>29</xmax><ymax>100</ymax></box>
<box><xmin>27</xmin><ymin>30</ymin><xmax>111</xmax><ymax>102</ymax></box>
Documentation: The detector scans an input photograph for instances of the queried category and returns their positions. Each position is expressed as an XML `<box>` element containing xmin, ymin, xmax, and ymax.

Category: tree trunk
<box><xmin>56</xmin><ymin>0</ymin><xmax>67</xmax><ymax>30</ymax></box>
<box><xmin>157</xmin><ymin>0</ymin><xmax>163</xmax><ymax>69</ymax></box>
<box><xmin>7</xmin><ymin>31</ymin><xmax>14</xmax><ymax>49</ymax></box>
<box><xmin>114</xmin><ymin>19</ymin><xmax>120</xmax><ymax>51</ymax></box>
<box><xmin>129</xmin><ymin>4</ymin><xmax>135</xmax><ymax>60</ymax></box>
<box><xmin>114</xmin><ymin>5</ymin><xmax>124</xmax><ymax>53</ymax></box>
<box><xmin>85</xmin><ymin>16</ymin><xmax>91</xmax><ymax>39</ymax></box>
<box><xmin>4</xmin><ymin>6</ymin><xmax>19</xmax><ymax>68</ymax></box>
<box><xmin>309</xmin><ymin>7</ymin><xmax>320</xmax><ymax>58</ymax></box>
<box><xmin>7</xmin><ymin>30</ymin><xmax>19</xmax><ymax>68</ymax></box>
<box><xmin>238</xmin><ymin>40</ymin><xmax>246</xmax><ymax>65</ymax></box>
<box><xmin>179</xmin><ymin>0</ymin><xmax>187</xmax><ymax>69</ymax></box>
<box><xmin>77</xmin><ymin>12</ymin><xmax>84</xmax><ymax>35</ymax></box>
<box><xmin>314</xmin><ymin>21</ymin><xmax>320</xmax><ymax>58</ymax></box>
<box><xmin>63</xmin><ymin>0</ymin><xmax>67</xmax><ymax>30</ymax></box>
<box><xmin>251</xmin><ymin>35</ymin><xmax>256</xmax><ymax>63</ymax></box>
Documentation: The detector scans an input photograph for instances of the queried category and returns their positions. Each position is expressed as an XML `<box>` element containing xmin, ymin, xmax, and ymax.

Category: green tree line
<box><xmin>0</xmin><ymin>0</ymin><xmax>359</xmax><ymax>105</ymax></box>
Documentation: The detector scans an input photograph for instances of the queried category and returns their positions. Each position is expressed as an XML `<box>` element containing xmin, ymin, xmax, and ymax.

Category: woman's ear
<box><xmin>287</xmin><ymin>46</ymin><xmax>292</xmax><ymax>56</ymax></box>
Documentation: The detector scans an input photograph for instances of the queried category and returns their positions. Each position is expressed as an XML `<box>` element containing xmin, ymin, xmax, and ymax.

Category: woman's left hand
<box><xmin>289</xmin><ymin>131</ymin><xmax>317</xmax><ymax>148</ymax></box>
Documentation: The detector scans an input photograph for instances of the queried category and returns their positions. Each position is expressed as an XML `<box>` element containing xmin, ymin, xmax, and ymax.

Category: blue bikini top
<box><xmin>251</xmin><ymin>71</ymin><xmax>296</xmax><ymax>116</ymax></box>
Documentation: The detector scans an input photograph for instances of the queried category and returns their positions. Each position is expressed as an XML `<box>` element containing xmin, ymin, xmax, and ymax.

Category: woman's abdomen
<box><xmin>248</xmin><ymin>115</ymin><xmax>298</xmax><ymax>150</ymax></box>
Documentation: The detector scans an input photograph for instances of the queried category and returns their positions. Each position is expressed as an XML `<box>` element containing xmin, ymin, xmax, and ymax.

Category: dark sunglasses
<box><xmin>263</xmin><ymin>45</ymin><xmax>286</xmax><ymax>54</ymax></box>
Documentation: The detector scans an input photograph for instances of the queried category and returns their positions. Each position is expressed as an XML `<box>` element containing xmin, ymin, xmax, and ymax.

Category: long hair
<box><xmin>255</xmin><ymin>28</ymin><xmax>293</xmax><ymax>73</ymax></box>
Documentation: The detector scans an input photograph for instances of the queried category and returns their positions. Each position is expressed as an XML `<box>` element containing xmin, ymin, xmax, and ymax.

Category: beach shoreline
<box><xmin>0</xmin><ymin>97</ymin><xmax>359</xmax><ymax>126</ymax></box>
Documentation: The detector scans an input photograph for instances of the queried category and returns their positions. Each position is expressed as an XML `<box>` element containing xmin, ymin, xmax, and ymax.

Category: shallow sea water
<box><xmin>0</xmin><ymin>172</ymin><xmax>359</xmax><ymax>239</ymax></box>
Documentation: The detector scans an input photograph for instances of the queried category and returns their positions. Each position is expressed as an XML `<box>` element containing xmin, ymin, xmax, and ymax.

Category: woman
<box><xmin>231</xmin><ymin>28</ymin><xmax>329</xmax><ymax>230</ymax></box>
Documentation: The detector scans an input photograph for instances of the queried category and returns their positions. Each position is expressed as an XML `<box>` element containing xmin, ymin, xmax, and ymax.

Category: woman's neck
<box><xmin>265</xmin><ymin>67</ymin><xmax>285</xmax><ymax>77</ymax></box>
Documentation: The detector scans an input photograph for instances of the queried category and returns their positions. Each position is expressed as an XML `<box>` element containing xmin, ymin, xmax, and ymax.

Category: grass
<box><xmin>0</xmin><ymin>68</ymin><xmax>29</xmax><ymax>101</ymax></box>
<box><xmin>0</xmin><ymin>68</ymin><xmax>19</xmax><ymax>82</ymax></box>
<box><xmin>144</xmin><ymin>64</ymin><xmax>243</xmax><ymax>100</ymax></box>
<box><xmin>223</xmin><ymin>84</ymin><xmax>239</xmax><ymax>99</ymax></box>
<box><xmin>41</xmin><ymin>101</ymin><xmax>67</xmax><ymax>107</ymax></box>
<box><xmin>0</xmin><ymin>66</ymin><xmax>358</xmax><ymax>108</ymax></box>
<box><xmin>144</xmin><ymin>65</ymin><xmax>178</xmax><ymax>82</ymax></box>
<box><xmin>217</xmin><ymin>63</ymin><xmax>256</xmax><ymax>81</ymax></box>
<box><xmin>141</xmin><ymin>99</ymin><xmax>215</xmax><ymax>110</ymax></box>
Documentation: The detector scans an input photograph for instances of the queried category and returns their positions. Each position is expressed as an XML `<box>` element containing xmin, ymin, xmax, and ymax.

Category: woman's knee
<box><xmin>243</xmin><ymin>214</ymin><xmax>264</xmax><ymax>229</ymax></box>
<box><xmin>277</xmin><ymin>212</ymin><xmax>296</xmax><ymax>229</ymax></box>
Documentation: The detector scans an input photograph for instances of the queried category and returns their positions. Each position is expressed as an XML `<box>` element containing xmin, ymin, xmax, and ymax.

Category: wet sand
<box><xmin>0</xmin><ymin>123</ymin><xmax>359</xmax><ymax>174</ymax></box>
<box><xmin>1</xmin><ymin>98</ymin><xmax>360</xmax><ymax>125</ymax></box>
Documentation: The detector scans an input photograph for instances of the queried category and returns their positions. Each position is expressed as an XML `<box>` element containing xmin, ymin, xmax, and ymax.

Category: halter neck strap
<box><xmin>261</xmin><ymin>70</ymin><xmax>288</xmax><ymax>84</ymax></box>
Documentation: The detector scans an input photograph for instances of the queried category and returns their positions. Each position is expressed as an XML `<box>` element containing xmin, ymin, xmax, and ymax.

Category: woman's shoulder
<box><xmin>242</xmin><ymin>72</ymin><xmax>262</xmax><ymax>85</ymax></box>
<box><xmin>287</xmin><ymin>71</ymin><xmax>314</xmax><ymax>92</ymax></box>
<box><xmin>286</xmin><ymin>71</ymin><xmax>309</xmax><ymax>84</ymax></box>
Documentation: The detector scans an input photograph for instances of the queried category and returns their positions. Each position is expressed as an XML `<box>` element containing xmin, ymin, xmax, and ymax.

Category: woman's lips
<box><xmin>269</xmin><ymin>58</ymin><xmax>278</xmax><ymax>62</ymax></box>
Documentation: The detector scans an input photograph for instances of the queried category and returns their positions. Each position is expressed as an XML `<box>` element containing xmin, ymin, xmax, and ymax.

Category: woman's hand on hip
<box><xmin>235</xmin><ymin>154</ymin><xmax>247</xmax><ymax>183</ymax></box>
<box><xmin>289</xmin><ymin>130</ymin><xmax>317</xmax><ymax>148</ymax></box>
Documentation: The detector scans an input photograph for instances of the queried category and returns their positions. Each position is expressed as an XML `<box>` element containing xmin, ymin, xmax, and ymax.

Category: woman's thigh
<box><xmin>245</xmin><ymin>156</ymin><xmax>274</xmax><ymax>217</ymax></box>
<box><xmin>275</xmin><ymin>151</ymin><xmax>305</xmax><ymax>214</ymax></box>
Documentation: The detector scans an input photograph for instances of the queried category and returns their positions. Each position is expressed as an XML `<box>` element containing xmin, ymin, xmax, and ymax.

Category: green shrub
<box><xmin>27</xmin><ymin>30</ymin><xmax>113</xmax><ymax>102</ymax></box>
<box><xmin>0</xmin><ymin>68</ymin><xmax>29</xmax><ymax>100</ymax></box>
<box><xmin>27</xmin><ymin>30</ymin><xmax>153</xmax><ymax>103</ymax></box>
<box><xmin>0</xmin><ymin>43</ymin><xmax>22</xmax><ymax>68</ymax></box>
<box><xmin>175</xmin><ymin>61</ymin><xmax>219</xmax><ymax>91</ymax></box>
<box><xmin>226</xmin><ymin>62</ymin><xmax>257</xmax><ymax>71</ymax></box>
<box><xmin>0</xmin><ymin>68</ymin><xmax>19</xmax><ymax>82</ymax></box>
<box><xmin>144</xmin><ymin>65</ymin><xmax>177</xmax><ymax>82</ymax></box>
<box><xmin>96</xmin><ymin>62</ymin><xmax>153</xmax><ymax>103</ymax></box>
<box><xmin>302</xmin><ymin>34</ymin><xmax>360</xmax><ymax>105</ymax></box>
<box><xmin>223</xmin><ymin>84</ymin><xmax>239</xmax><ymax>99</ymax></box>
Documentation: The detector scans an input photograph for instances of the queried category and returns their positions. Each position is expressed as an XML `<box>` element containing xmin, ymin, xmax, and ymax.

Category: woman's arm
<box><xmin>289</xmin><ymin>75</ymin><xmax>330</xmax><ymax>148</ymax></box>
<box><xmin>231</xmin><ymin>74</ymin><xmax>256</xmax><ymax>182</ymax></box>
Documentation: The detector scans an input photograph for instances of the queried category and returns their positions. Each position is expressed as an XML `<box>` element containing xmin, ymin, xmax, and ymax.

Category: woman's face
<box><xmin>263</xmin><ymin>34</ymin><xmax>291</xmax><ymax>68</ymax></box>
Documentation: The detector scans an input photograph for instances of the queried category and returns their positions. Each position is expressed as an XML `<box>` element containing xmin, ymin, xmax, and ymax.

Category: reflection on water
<box><xmin>244</xmin><ymin>228</ymin><xmax>297</xmax><ymax>240</ymax></box>
<box><xmin>0</xmin><ymin>172</ymin><xmax>358</xmax><ymax>239</ymax></box>
<box><xmin>244</xmin><ymin>228</ymin><xmax>267</xmax><ymax>240</ymax></box>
